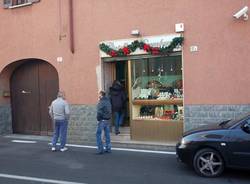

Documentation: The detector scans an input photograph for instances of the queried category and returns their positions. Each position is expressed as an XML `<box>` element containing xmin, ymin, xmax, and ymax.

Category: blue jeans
<box><xmin>96</xmin><ymin>120</ymin><xmax>111</xmax><ymax>153</ymax></box>
<box><xmin>114</xmin><ymin>111</ymin><xmax>124</xmax><ymax>134</ymax></box>
<box><xmin>52</xmin><ymin>119</ymin><xmax>68</xmax><ymax>149</ymax></box>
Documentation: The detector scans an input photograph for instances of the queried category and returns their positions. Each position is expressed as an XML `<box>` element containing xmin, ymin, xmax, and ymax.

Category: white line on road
<box><xmin>11</xmin><ymin>140</ymin><xmax>37</xmax><ymax>144</ymax></box>
<box><xmin>65</xmin><ymin>143</ymin><xmax>176</xmax><ymax>155</ymax></box>
<box><xmin>14</xmin><ymin>141</ymin><xmax>176</xmax><ymax>155</ymax></box>
<box><xmin>0</xmin><ymin>173</ymin><xmax>87</xmax><ymax>184</ymax></box>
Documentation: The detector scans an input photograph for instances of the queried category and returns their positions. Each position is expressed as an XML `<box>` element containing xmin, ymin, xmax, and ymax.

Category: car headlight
<box><xmin>181</xmin><ymin>137</ymin><xmax>187</xmax><ymax>145</ymax></box>
<box><xmin>179</xmin><ymin>137</ymin><xmax>190</xmax><ymax>148</ymax></box>
<box><xmin>181</xmin><ymin>138</ymin><xmax>186</xmax><ymax>145</ymax></box>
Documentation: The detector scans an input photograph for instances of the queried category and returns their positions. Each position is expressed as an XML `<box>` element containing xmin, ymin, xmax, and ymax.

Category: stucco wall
<box><xmin>0</xmin><ymin>0</ymin><xmax>249</xmax><ymax>106</ymax></box>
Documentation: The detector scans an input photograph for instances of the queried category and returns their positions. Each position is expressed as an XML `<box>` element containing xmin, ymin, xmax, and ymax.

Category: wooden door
<box><xmin>11</xmin><ymin>60</ymin><xmax>59</xmax><ymax>135</ymax></box>
<box><xmin>11</xmin><ymin>62</ymin><xmax>40</xmax><ymax>134</ymax></box>
<box><xmin>38</xmin><ymin>62</ymin><xmax>59</xmax><ymax>135</ymax></box>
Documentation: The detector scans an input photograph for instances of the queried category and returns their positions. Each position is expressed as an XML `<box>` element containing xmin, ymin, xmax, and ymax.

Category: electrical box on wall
<box><xmin>2</xmin><ymin>91</ymin><xmax>10</xmax><ymax>97</ymax></box>
<box><xmin>175</xmin><ymin>23</ymin><xmax>184</xmax><ymax>33</ymax></box>
<box><xmin>190</xmin><ymin>45</ymin><xmax>198</xmax><ymax>52</ymax></box>
<box><xmin>57</xmin><ymin>57</ymin><xmax>63</xmax><ymax>63</ymax></box>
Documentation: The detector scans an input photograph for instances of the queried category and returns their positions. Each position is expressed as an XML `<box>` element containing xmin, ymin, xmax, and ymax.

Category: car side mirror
<box><xmin>241</xmin><ymin>123</ymin><xmax>250</xmax><ymax>134</ymax></box>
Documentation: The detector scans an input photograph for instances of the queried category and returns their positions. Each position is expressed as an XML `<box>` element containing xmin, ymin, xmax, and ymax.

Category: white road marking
<box><xmin>0</xmin><ymin>173</ymin><xmax>87</xmax><ymax>184</ymax></box>
<box><xmin>65</xmin><ymin>143</ymin><xmax>176</xmax><ymax>155</ymax></box>
<box><xmin>14</xmin><ymin>140</ymin><xmax>175</xmax><ymax>155</ymax></box>
<box><xmin>11</xmin><ymin>140</ymin><xmax>37</xmax><ymax>144</ymax></box>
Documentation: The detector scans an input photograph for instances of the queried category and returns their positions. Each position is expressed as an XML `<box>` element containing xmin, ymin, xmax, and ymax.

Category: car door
<box><xmin>227</xmin><ymin>119</ymin><xmax>250</xmax><ymax>168</ymax></box>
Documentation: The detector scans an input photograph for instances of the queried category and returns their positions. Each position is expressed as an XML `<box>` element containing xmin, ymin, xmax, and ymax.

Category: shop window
<box><xmin>131</xmin><ymin>56</ymin><xmax>183</xmax><ymax>100</ymax></box>
<box><xmin>3</xmin><ymin>0</ymin><xmax>40</xmax><ymax>9</ymax></box>
<box><xmin>131</xmin><ymin>55</ymin><xmax>183</xmax><ymax>121</ymax></box>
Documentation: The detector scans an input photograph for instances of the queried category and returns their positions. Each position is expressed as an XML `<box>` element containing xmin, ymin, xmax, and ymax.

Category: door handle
<box><xmin>21</xmin><ymin>90</ymin><xmax>31</xmax><ymax>94</ymax></box>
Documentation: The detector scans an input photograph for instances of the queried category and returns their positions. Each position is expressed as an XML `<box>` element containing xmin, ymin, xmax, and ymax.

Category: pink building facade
<box><xmin>0</xmin><ymin>0</ymin><xmax>249</xmax><ymax>143</ymax></box>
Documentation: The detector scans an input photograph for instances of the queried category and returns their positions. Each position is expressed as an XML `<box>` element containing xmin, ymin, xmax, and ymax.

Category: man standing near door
<box><xmin>96</xmin><ymin>90</ymin><xmax>112</xmax><ymax>154</ymax></box>
<box><xmin>49</xmin><ymin>91</ymin><xmax>70</xmax><ymax>152</ymax></box>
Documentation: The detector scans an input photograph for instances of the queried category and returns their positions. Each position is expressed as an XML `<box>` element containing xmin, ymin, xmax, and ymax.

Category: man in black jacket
<box><xmin>96</xmin><ymin>91</ymin><xmax>112</xmax><ymax>154</ymax></box>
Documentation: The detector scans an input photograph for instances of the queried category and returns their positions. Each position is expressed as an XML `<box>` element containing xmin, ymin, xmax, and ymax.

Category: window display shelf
<box><xmin>132</xmin><ymin>98</ymin><xmax>183</xmax><ymax>106</ymax></box>
<box><xmin>131</xmin><ymin>98</ymin><xmax>184</xmax><ymax>121</ymax></box>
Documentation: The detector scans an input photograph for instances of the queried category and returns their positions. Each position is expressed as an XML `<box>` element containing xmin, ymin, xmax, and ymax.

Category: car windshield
<box><xmin>221</xmin><ymin>113</ymin><xmax>250</xmax><ymax>128</ymax></box>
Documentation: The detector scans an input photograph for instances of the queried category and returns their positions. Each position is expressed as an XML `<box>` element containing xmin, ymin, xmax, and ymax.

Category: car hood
<box><xmin>183</xmin><ymin>122</ymin><xmax>225</xmax><ymax>137</ymax></box>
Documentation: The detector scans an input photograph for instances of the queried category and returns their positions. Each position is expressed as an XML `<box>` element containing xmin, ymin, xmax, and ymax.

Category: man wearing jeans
<box><xmin>49</xmin><ymin>91</ymin><xmax>70</xmax><ymax>152</ymax></box>
<box><xmin>96</xmin><ymin>91</ymin><xmax>112</xmax><ymax>154</ymax></box>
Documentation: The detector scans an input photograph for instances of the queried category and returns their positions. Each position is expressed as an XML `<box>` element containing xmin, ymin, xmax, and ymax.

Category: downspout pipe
<box><xmin>69</xmin><ymin>0</ymin><xmax>75</xmax><ymax>53</ymax></box>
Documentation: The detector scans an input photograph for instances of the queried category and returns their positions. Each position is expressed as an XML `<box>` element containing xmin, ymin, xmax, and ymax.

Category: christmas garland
<box><xmin>99</xmin><ymin>37</ymin><xmax>184</xmax><ymax>57</ymax></box>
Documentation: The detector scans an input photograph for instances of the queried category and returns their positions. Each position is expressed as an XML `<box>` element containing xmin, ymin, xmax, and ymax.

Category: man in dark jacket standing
<box><xmin>110</xmin><ymin>80</ymin><xmax>126</xmax><ymax>135</ymax></box>
<box><xmin>96</xmin><ymin>90</ymin><xmax>112</xmax><ymax>154</ymax></box>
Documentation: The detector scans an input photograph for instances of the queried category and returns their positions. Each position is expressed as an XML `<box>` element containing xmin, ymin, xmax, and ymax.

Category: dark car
<box><xmin>176</xmin><ymin>113</ymin><xmax>250</xmax><ymax>177</ymax></box>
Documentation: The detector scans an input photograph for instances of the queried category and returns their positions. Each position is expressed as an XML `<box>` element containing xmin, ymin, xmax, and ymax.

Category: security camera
<box><xmin>233</xmin><ymin>6</ymin><xmax>248</xmax><ymax>20</ymax></box>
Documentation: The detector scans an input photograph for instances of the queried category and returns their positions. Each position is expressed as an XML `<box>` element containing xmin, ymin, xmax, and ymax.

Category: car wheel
<box><xmin>193</xmin><ymin>148</ymin><xmax>224</xmax><ymax>177</ymax></box>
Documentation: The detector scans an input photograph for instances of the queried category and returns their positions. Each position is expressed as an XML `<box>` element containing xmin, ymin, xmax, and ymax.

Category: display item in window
<box><xmin>132</xmin><ymin>78</ymin><xmax>142</xmax><ymax>99</ymax></box>
<box><xmin>137</xmin><ymin>104</ymin><xmax>182</xmax><ymax>120</ymax></box>
<box><xmin>133</xmin><ymin>79</ymin><xmax>183</xmax><ymax>100</ymax></box>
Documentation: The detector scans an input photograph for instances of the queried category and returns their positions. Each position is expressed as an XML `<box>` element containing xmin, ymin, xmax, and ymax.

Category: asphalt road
<box><xmin>0</xmin><ymin>137</ymin><xmax>249</xmax><ymax>184</ymax></box>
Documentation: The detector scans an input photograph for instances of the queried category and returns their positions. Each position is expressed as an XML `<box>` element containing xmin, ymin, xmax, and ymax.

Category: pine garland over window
<box><xmin>99</xmin><ymin>37</ymin><xmax>184</xmax><ymax>57</ymax></box>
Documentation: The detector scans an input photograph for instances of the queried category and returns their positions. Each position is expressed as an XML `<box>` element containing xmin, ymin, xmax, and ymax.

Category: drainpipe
<box><xmin>69</xmin><ymin>0</ymin><xmax>75</xmax><ymax>53</ymax></box>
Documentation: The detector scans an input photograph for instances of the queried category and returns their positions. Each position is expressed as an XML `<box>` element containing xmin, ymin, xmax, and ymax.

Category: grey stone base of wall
<box><xmin>68</xmin><ymin>105</ymin><xmax>97</xmax><ymax>145</ymax></box>
<box><xmin>2</xmin><ymin>103</ymin><xmax>249</xmax><ymax>146</ymax></box>
<box><xmin>184</xmin><ymin>104</ymin><xmax>250</xmax><ymax>131</ymax></box>
<box><xmin>66</xmin><ymin>104</ymin><xmax>250</xmax><ymax>145</ymax></box>
<box><xmin>0</xmin><ymin>104</ymin><xmax>97</xmax><ymax>144</ymax></box>
<box><xmin>0</xmin><ymin>105</ymin><xmax>12</xmax><ymax>135</ymax></box>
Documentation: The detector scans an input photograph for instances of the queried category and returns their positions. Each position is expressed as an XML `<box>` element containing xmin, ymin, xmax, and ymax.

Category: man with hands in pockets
<box><xmin>49</xmin><ymin>91</ymin><xmax>70</xmax><ymax>152</ymax></box>
<box><xmin>96</xmin><ymin>90</ymin><xmax>112</xmax><ymax>154</ymax></box>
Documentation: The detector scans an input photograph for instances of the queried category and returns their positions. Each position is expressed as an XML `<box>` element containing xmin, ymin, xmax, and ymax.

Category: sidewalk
<box><xmin>110</xmin><ymin>127</ymin><xmax>176</xmax><ymax>151</ymax></box>
<box><xmin>3</xmin><ymin>130</ymin><xmax>176</xmax><ymax>152</ymax></box>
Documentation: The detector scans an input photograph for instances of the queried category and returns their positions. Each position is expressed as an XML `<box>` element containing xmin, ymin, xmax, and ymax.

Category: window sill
<box><xmin>8</xmin><ymin>2</ymin><xmax>32</xmax><ymax>9</ymax></box>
